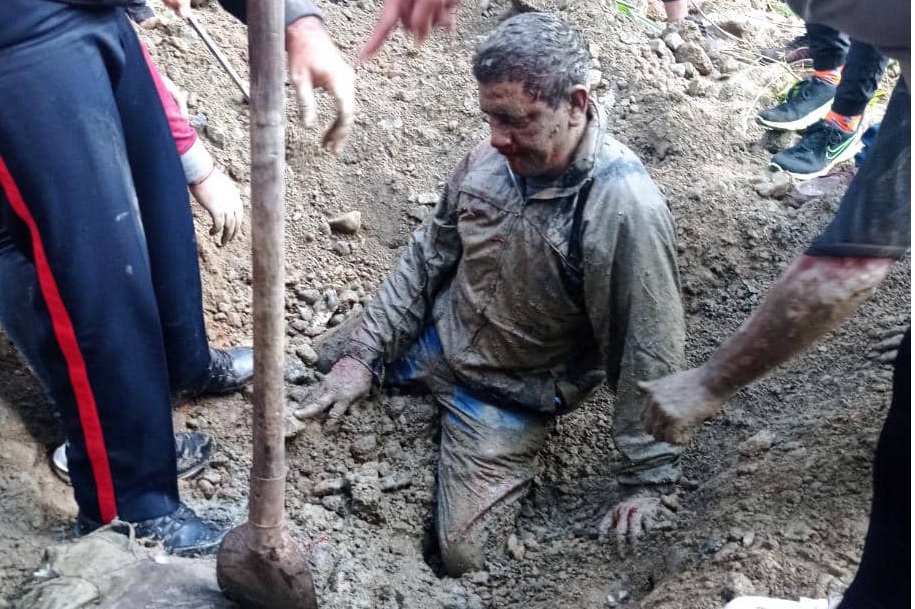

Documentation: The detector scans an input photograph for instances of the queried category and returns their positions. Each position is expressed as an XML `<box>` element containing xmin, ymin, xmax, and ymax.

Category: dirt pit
<box><xmin>0</xmin><ymin>0</ymin><xmax>908</xmax><ymax>607</ymax></box>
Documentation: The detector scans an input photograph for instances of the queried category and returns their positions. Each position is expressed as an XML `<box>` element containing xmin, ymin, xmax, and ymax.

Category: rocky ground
<box><xmin>0</xmin><ymin>0</ymin><xmax>909</xmax><ymax>608</ymax></box>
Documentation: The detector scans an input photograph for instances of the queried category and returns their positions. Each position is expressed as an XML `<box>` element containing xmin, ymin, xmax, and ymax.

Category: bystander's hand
<box><xmin>360</xmin><ymin>0</ymin><xmax>460</xmax><ymax>59</ymax></box>
<box><xmin>189</xmin><ymin>168</ymin><xmax>243</xmax><ymax>246</ymax></box>
<box><xmin>640</xmin><ymin>367</ymin><xmax>726</xmax><ymax>445</ymax></box>
<box><xmin>286</xmin><ymin>17</ymin><xmax>356</xmax><ymax>154</ymax></box>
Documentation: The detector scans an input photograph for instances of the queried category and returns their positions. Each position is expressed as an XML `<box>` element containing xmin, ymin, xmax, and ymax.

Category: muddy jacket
<box><xmin>346</xmin><ymin>107</ymin><xmax>686</xmax><ymax>483</ymax></box>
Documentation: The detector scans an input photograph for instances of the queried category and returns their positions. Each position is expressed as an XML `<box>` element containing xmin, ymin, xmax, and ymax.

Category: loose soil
<box><xmin>0</xmin><ymin>0</ymin><xmax>909</xmax><ymax>608</ymax></box>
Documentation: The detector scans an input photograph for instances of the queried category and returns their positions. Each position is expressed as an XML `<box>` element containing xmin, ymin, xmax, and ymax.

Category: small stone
<box><xmin>331</xmin><ymin>241</ymin><xmax>351</xmax><ymax>256</ymax></box>
<box><xmin>675</xmin><ymin>42</ymin><xmax>714</xmax><ymax>76</ymax></box>
<box><xmin>205</xmin><ymin>124</ymin><xmax>228</xmax><ymax>149</ymax></box>
<box><xmin>284</xmin><ymin>358</ymin><xmax>313</xmax><ymax>385</ymax></box>
<box><xmin>288</xmin><ymin>386</ymin><xmax>310</xmax><ymax>403</ymax></box>
<box><xmin>663</xmin><ymin>31</ymin><xmax>685</xmax><ymax>51</ymax></box>
<box><xmin>380</xmin><ymin>471</ymin><xmax>412</xmax><ymax>492</ymax></box>
<box><xmin>737</xmin><ymin>462</ymin><xmax>759</xmax><ymax>475</ymax></box>
<box><xmin>507</xmin><ymin>534</ymin><xmax>526</xmax><ymax>561</ymax></box>
<box><xmin>649</xmin><ymin>38</ymin><xmax>669</xmax><ymax>58</ymax></box>
<box><xmin>203</xmin><ymin>470</ymin><xmax>221</xmax><ymax>485</ymax></box>
<box><xmin>670</xmin><ymin>62</ymin><xmax>687</xmax><ymax>77</ymax></box>
<box><xmin>660</xmin><ymin>493</ymin><xmax>680</xmax><ymax>511</ymax></box>
<box><xmin>349</xmin><ymin>464</ymin><xmax>383</xmax><ymax>522</ymax></box>
<box><xmin>722</xmin><ymin>572</ymin><xmax>755</xmax><ymax>600</ymax></box>
<box><xmin>687</xmin><ymin>79</ymin><xmax>712</xmax><ymax>97</ymax></box>
<box><xmin>350</xmin><ymin>434</ymin><xmax>379</xmax><ymax>461</ymax></box>
<box><xmin>328</xmin><ymin>211</ymin><xmax>362</xmax><ymax>235</ymax></box>
<box><xmin>312</xmin><ymin>477</ymin><xmax>348</xmax><ymax>497</ymax></box>
<box><xmin>468</xmin><ymin>570</ymin><xmax>490</xmax><ymax>585</ymax></box>
<box><xmin>296</xmin><ymin>344</ymin><xmax>319</xmax><ymax>366</ymax></box>
<box><xmin>738</xmin><ymin>428</ymin><xmax>776</xmax><ymax>457</ymax></box>
<box><xmin>768</xmin><ymin>172</ymin><xmax>792</xmax><ymax>198</ymax></box>
<box><xmin>408</xmin><ymin>206</ymin><xmax>429</xmax><ymax>222</ymax></box>
<box><xmin>416</xmin><ymin>191</ymin><xmax>439</xmax><ymax>205</ymax></box>
<box><xmin>197</xmin><ymin>478</ymin><xmax>216</xmax><ymax>498</ymax></box>
<box><xmin>320</xmin><ymin>494</ymin><xmax>347</xmax><ymax>516</ymax></box>
<box><xmin>299</xmin><ymin>289</ymin><xmax>321</xmax><ymax>305</ymax></box>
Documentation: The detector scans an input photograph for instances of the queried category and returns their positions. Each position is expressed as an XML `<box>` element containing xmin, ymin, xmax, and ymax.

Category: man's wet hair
<box><xmin>472</xmin><ymin>12</ymin><xmax>591</xmax><ymax>109</ymax></box>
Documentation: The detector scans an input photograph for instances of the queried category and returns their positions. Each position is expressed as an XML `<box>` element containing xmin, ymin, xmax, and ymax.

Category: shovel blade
<box><xmin>216</xmin><ymin>524</ymin><xmax>317</xmax><ymax>609</ymax></box>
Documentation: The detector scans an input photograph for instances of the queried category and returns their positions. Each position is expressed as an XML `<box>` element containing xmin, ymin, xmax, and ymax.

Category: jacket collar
<box><xmin>515</xmin><ymin>101</ymin><xmax>604</xmax><ymax>201</ymax></box>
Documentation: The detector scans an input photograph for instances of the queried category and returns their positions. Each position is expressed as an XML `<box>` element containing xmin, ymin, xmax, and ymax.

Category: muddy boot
<box><xmin>75</xmin><ymin>503</ymin><xmax>226</xmax><ymax>557</ymax></box>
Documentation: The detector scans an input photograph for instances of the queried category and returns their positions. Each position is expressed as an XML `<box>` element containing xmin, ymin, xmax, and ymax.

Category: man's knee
<box><xmin>438</xmin><ymin>530</ymin><xmax>486</xmax><ymax>577</ymax></box>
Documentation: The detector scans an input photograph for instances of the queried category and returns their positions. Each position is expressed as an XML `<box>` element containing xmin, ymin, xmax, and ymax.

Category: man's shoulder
<box><xmin>587</xmin><ymin>134</ymin><xmax>667</xmax><ymax>215</ymax></box>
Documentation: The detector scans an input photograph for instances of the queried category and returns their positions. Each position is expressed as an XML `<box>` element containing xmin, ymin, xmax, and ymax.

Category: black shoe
<box><xmin>51</xmin><ymin>431</ymin><xmax>213</xmax><ymax>484</ymax></box>
<box><xmin>757</xmin><ymin>77</ymin><xmax>836</xmax><ymax>131</ymax></box>
<box><xmin>184</xmin><ymin>346</ymin><xmax>254</xmax><ymax>399</ymax></box>
<box><xmin>76</xmin><ymin>503</ymin><xmax>226</xmax><ymax>557</ymax></box>
<box><xmin>770</xmin><ymin>119</ymin><xmax>862</xmax><ymax>179</ymax></box>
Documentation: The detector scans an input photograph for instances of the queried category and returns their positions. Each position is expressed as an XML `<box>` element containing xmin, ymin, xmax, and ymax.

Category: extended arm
<box><xmin>642</xmin><ymin>255</ymin><xmax>893</xmax><ymax>443</ymax></box>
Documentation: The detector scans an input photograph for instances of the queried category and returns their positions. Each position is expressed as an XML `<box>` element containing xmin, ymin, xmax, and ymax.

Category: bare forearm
<box><xmin>699</xmin><ymin>255</ymin><xmax>893</xmax><ymax>400</ymax></box>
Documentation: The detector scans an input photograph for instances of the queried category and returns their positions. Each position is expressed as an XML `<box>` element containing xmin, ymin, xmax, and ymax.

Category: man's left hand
<box><xmin>287</xmin><ymin>17</ymin><xmax>356</xmax><ymax>154</ymax></box>
<box><xmin>189</xmin><ymin>168</ymin><xmax>243</xmax><ymax>246</ymax></box>
<box><xmin>598</xmin><ymin>494</ymin><xmax>676</xmax><ymax>550</ymax></box>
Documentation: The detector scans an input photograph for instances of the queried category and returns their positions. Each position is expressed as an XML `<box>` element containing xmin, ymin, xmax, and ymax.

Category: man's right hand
<box><xmin>286</xmin><ymin>17</ymin><xmax>356</xmax><ymax>154</ymax></box>
<box><xmin>294</xmin><ymin>356</ymin><xmax>373</xmax><ymax>428</ymax></box>
<box><xmin>639</xmin><ymin>367</ymin><xmax>727</xmax><ymax>445</ymax></box>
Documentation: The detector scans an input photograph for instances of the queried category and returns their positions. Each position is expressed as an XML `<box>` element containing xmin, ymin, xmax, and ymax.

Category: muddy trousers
<box><xmin>837</xmin><ymin>330</ymin><xmax>910</xmax><ymax>609</ymax></box>
<box><xmin>386</xmin><ymin>327</ymin><xmax>552</xmax><ymax>576</ymax></box>
<box><xmin>805</xmin><ymin>23</ymin><xmax>888</xmax><ymax>117</ymax></box>
<box><xmin>0</xmin><ymin>2</ymin><xmax>210</xmax><ymax>524</ymax></box>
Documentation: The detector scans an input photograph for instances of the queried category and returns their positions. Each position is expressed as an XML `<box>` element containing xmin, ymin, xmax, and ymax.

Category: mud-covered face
<box><xmin>478</xmin><ymin>80</ymin><xmax>585</xmax><ymax>178</ymax></box>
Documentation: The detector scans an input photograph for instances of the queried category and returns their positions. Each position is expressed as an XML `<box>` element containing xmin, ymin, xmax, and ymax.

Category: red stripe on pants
<box><xmin>0</xmin><ymin>154</ymin><xmax>118</xmax><ymax>523</ymax></box>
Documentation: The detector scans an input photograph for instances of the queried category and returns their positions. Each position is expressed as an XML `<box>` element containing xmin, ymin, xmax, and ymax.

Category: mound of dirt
<box><xmin>0</xmin><ymin>0</ymin><xmax>907</xmax><ymax>608</ymax></box>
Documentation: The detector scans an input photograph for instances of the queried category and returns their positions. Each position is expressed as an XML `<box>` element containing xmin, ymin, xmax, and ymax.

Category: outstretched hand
<box><xmin>287</xmin><ymin>17</ymin><xmax>356</xmax><ymax>154</ymax></box>
<box><xmin>294</xmin><ymin>356</ymin><xmax>373</xmax><ymax>429</ymax></box>
<box><xmin>640</xmin><ymin>367</ymin><xmax>726</xmax><ymax>445</ymax></box>
<box><xmin>360</xmin><ymin>0</ymin><xmax>461</xmax><ymax>60</ymax></box>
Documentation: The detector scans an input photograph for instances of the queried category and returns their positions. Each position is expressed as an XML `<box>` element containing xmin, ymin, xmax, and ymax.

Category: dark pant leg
<box><xmin>0</xmin><ymin>2</ymin><xmax>178</xmax><ymax>523</ymax></box>
<box><xmin>0</xmin><ymin>224</ymin><xmax>60</xmax><ymax>408</ymax></box>
<box><xmin>838</xmin><ymin>330</ymin><xmax>910</xmax><ymax>609</ymax></box>
<box><xmin>113</xmin><ymin>12</ymin><xmax>211</xmax><ymax>395</ymax></box>
<box><xmin>831</xmin><ymin>41</ymin><xmax>889</xmax><ymax>117</ymax></box>
<box><xmin>806</xmin><ymin>22</ymin><xmax>850</xmax><ymax>71</ymax></box>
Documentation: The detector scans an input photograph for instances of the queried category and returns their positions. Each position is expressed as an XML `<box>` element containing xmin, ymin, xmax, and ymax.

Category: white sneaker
<box><xmin>724</xmin><ymin>597</ymin><xmax>842</xmax><ymax>609</ymax></box>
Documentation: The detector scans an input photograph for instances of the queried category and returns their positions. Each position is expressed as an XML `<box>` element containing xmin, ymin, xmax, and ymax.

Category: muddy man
<box><xmin>300</xmin><ymin>12</ymin><xmax>688</xmax><ymax>576</ymax></box>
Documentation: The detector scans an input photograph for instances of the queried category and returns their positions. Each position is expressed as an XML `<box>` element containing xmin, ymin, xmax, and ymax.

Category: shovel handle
<box><xmin>187</xmin><ymin>13</ymin><xmax>251</xmax><ymax>102</ymax></box>
<box><xmin>247</xmin><ymin>0</ymin><xmax>287</xmax><ymax>531</ymax></box>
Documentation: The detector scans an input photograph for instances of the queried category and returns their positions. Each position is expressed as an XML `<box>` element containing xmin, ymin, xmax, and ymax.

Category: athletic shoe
<box><xmin>757</xmin><ymin>77</ymin><xmax>836</xmax><ymax>130</ymax></box>
<box><xmin>51</xmin><ymin>431</ymin><xmax>213</xmax><ymax>485</ymax></box>
<box><xmin>723</xmin><ymin>596</ymin><xmax>842</xmax><ymax>609</ymax></box>
<box><xmin>770</xmin><ymin>119</ymin><xmax>862</xmax><ymax>179</ymax></box>
<box><xmin>760</xmin><ymin>33</ymin><xmax>811</xmax><ymax>63</ymax></box>
<box><xmin>75</xmin><ymin>502</ymin><xmax>226</xmax><ymax>557</ymax></box>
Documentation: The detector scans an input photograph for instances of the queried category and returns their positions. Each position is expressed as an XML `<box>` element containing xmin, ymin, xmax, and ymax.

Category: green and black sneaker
<box><xmin>769</xmin><ymin>119</ymin><xmax>862</xmax><ymax>179</ymax></box>
<box><xmin>757</xmin><ymin>76</ymin><xmax>836</xmax><ymax>131</ymax></box>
